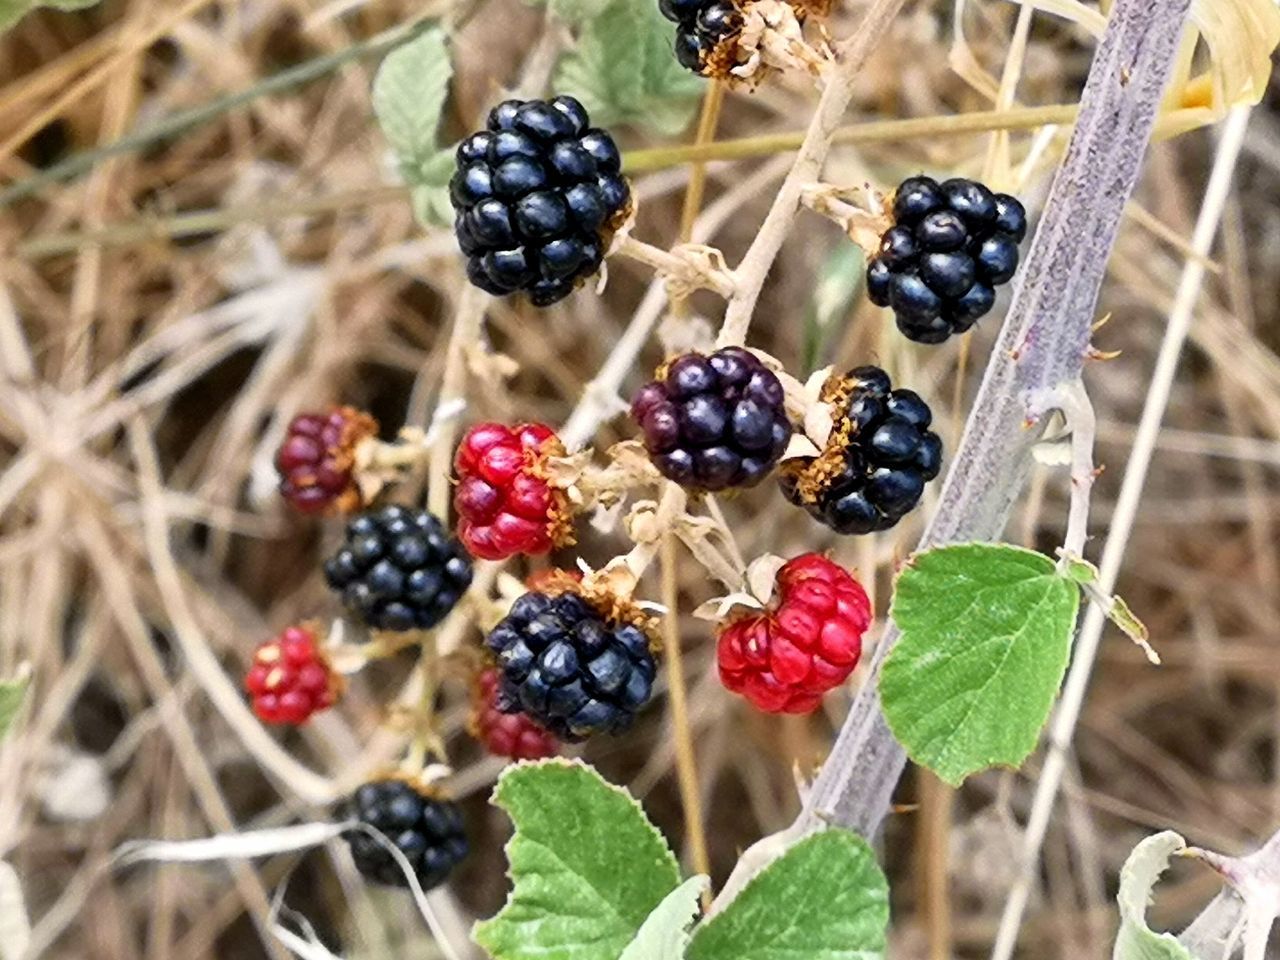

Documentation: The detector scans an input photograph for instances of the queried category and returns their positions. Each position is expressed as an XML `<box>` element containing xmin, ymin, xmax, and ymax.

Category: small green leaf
<box><xmin>619</xmin><ymin>876</ymin><xmax>707</xmax><ymax>960</ymax></box>
<box><xmin>0</xmin><ymin>667</ymin><xmax>30</xmax><ymax>740</ymax></box>
<box><xmin>1113</xmin><ymin>832</ymin><xmax>1195</xmax><ymax>960</ymax></box>
<box><xmin>880</xmin><ymin>543</ymin><xmax>1080</xmax><ymax>786</ymax></box>
<box><xmin>1</xmin><ymin>0</ymin><xmax>98</xmax><ymax>32</ymax></box>
<box><xmin>372</xmin><ymin>27</ymin><xmax>453</xmax><ymax>180</ymax></box>
<box><xmin>1060</xmin><ymin>554</ymin><xmax>1099</xmax><ymax>584</ymax></box>
<box><xmin>686</xmin><ymin>831</ymin><xmax>888</xmax><ymax>960</ymax></box>
<box><xmin>555</xmin><ymin>0</ymin><xmax>703</xmax><ymax>134</ymax></box>
<box><xmin>473</xmin><ymin>760</ymin><xmax>681</xmax><ymax>960</ymax></box>
<box><xmin>408</xmin><ymin>150</ymin><xmax>457</xmax><ymax>227</ymax></box>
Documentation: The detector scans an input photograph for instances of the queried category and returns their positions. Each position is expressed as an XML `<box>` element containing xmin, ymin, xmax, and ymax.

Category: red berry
<box><xmin>716</xmin><ymin>554</ymin><xmax>871</xmax><ymax>714</ymax></box>
<box><xmin>468</xmin><ymin>668</ymin><xmax>559</xmax><ymax>760</ymax></box>
<box><xmin>245</xmin><ymin>625</ymin><xmax>342</xmax><ymax>725</ymax></box>
<box><xmin>276</xmin><ymin>407</ymin><xmax>378</xmax><ymax>516</ymax></box>
<box><xmin>453</xmin><ymin>422</ymin><xmax>575</xmax><ymax>561</ymax></box>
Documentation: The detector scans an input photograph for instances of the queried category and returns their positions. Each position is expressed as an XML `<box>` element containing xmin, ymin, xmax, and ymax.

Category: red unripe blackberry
<box><xmin>245</xmin><ymin>625</ymin><xmax>342</xmax><ymax>725</ymax></box>
<box><xmin>780</xmin><ymin>365</ymin><xmax>942</xmax><ymax>535</ymax></box>
<box><xmin>717</xmin><ymin>554</ymin><xmax>871</xmax><ymax>714</ymax></box>
<box><xmin>453</xmin><ymin>422</ymin><xmax>574</xmax><ymax>561</ymax></box>
<box><xmin>276</xmin><ymin>407</ymin><xmax>378</xmax><ymax>516</ymax></box>
<box><xmin>867</xmin><ymin>175</ymin><xmax>1027</xmax><ymax>343</ymax></box>
<box><xmin>468</xmin><ymin>668</ymin><xmax>560</xmax><ymax>760</ymax></box>
<box><xmin>345</xmin><ymin>778</ymin><xmax>468</xmax><ymax>889</ymax></box>
<box><xmin>632</xmin><ymin>347</ymin><xmax>793</xmax><ymax>492</ymax></box>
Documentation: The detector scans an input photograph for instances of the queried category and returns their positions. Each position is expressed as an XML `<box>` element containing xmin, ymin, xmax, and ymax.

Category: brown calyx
<box><xmin>784</xmin><ymin>369</ymin><xmax>863</xmax><ymax>504</ymax></box>
<box><xmin>331</xmin><ymin>406</ymin><xmax>380</xmax><ymax>514</ymax></box>
<box><xmin>534</xmin><ymin>570</ymin><xmax>662</xmax><ymax>655</ymax></box>
<box><xmin>525</xmin><ymin>435</ymin><xmax>578</xmax><ymax>550</ymax></box>
<box><xmin>370</xmin><ymin>770</ymin><xmax>448</xmax><ymax>802</ymax></box>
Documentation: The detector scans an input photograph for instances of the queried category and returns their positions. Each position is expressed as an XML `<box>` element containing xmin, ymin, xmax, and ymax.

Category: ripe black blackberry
<box><xmin>485</xmin><ymin>585</ymin><xmax>657</xmax><ymax>742</ymax></box>
<box><xmin>324</xmin><ymin>505</ymin><xmax>472</xmax><ymax>632</ymax></box>
<box><xmin>345</xmin><ymin>778</ymin><xmax>468</xmax><ymax>889</ymax></box>
<box><xmin>867</xmin><ymin>176</ymin><xmax>1027</xmax><ymax>344</ymax></box>
<box><xmin>658</xmin><ymin>0</ymin><xmax>743</xmax><ymax>75</ymax></box>
<box><xmin>450</xmin><ymin>96</ymin><xmax>631</xmax><ymax>307</ymax></box>
<box><xmin>780</xmin><ymin>365</ymin><xmax>942</xmax><ymax>535</ymax></box>
<box><xmin>631</xmin><ymin>347</ymin><xmax>792</xmax><ymax>492</ymax></box>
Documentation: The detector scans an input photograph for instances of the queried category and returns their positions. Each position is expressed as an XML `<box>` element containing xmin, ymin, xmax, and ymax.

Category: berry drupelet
<box><xmin>245</xmin><ymin>625</ymin><xmax>342</xmax><ymax>725</ymax></box>
<box><xmin>469</xmin><ymin>668</ymin><xmax>560</xmax><ymax>760</ymax></box>
<box><xmin>632</xmin><ymin>347</ymin><xmax>793</xmax><ymax>492</ymax></box>
<box><xmin>454</xmin><ymin>422</ymin><xmax>574</xmax><ymax>561</ymax></box>
<box><xmin>780</xmin><ymin>365</ymin><xmax>942</xmax><ymax>535</ymax></box>
<box><xmin>323</xmin><ymin>505</ymin><xmax>473</xmax><ymax>631</ymax></box>
<box><xmin>345</xmin><ymin>778</ymin><xmax>468</xmax><ymax>889</ymax></box>
<box><xmin>718</xmin><ymin>554</ymin><xmax>871</xmax><ymax>713</ymax></box>
<box><xmin>867</xmin><ymin>175</ymin><xmax>1027</xmax><ymax>343</ymax></box>
<box><xmin>484</xmin><ymin>580</ymin><xmax>658</xmax><ymax>741</ymax></box>
<box><xmin>275</xmin><ymin>407</ymin><xmax>378</xmax><ymax>515</ymax></box>
<box><xmin>450</xmin><ymin>96</ymin><xmax>631</xmax><ymax>306</ymax></box>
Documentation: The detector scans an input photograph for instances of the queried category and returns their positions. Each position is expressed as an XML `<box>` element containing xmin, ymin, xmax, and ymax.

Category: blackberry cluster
<box><xmin>485</xmin><ymin>590</ymin><xmax>657</xmax><ymax>741</ymax></box>
<box><xmin>658</xmin><ymin>0</ymin><xmax>743</xmax><ymax>75</ymax></box>
<box><xmin>780</xmin><ymin>365</ymin><xmax>942</xmax><ymax>535</ymax></box>
<box><xmin>345</xmin><ymin>779</ymin><xmax>468</xmax><ymax>889</ymax></box>
<box><xmin>867</xmin><ymin>176</ymin><xmax>1027</xmax><ymax>344</ymax></box>
<box><xmin>450</xmin><ymin>96</ymin><xmax>630</xmax><ymax>306</ymax></box>
<box><xmin>631</xmin><ymin>348</ymin><xmax>793</xmax><ymax>492</ymax></box>
<box><xmin>323</xmin><ymin>505</ymin><xmax>473</xmax><ymax>631</ymax></box>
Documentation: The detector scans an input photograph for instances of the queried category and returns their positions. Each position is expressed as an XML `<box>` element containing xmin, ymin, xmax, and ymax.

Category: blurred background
<box><xmin>1</xmin><ymin>0</ymin><xmax>1278</xmax><ymax>957</ymax></box>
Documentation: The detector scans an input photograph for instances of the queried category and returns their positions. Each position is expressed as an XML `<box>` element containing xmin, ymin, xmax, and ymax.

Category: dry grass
<box><xmin>0</xmin><ymin>1</ymin><xmax>1278</xmax><ymax>958</ymax></box>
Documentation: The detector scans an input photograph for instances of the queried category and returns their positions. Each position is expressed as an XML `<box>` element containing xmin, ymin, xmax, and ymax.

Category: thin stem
<box><xmin>403</xmin><ymin>634</ymin><xmax>444</xmax><ymax>775</ymax></box>
<box><xmin>660</xmin><ymin>535</ymin><xmax>713</xmax><ymax>906</ymax></box>
<box><xmin>614</xmin><ymin>235</ymin><xmax>735</xmax><ymax>298</ymax></box>
<box><xmin>716</xmin><ymin>0</ymin><xmax>911</xmax><ymax>348</ymax></box>
<box><xmin>427</xmin><ymin>285</ymin><xmax>488</xmax><ymax>518</ymax></box>
<box><xmin>989</xmin><ymin>103</ymin><xmax>1252</xmax><ymax>960</ymax></box>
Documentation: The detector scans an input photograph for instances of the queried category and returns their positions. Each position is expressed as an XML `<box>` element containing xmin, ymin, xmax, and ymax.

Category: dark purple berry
<box><xmin>941</xmin><ymin>177</ymin><xmax>997</xmax><ymax>226</ymax></box>
<box><xmin>892</xmin><ymin>176</ymin><xmax>943</xmax><ymax>225</ymax></box>
<box><xmin>993</xmin><ymin>194</ymin><xmax>1027</xmax><ymax>241</ymax></box>
<box><xmin>878</xmin><ymin>226</ymin><xmax>918</xmax><ymax>269</ymax></box>
<box><xmin>974</xmin><ymin>235</ymin><xmax>1020</xmax><ymax>284</ymax></box>
<box><xmin>867</xmin><ymin>258</ymin><xmax>892</xmax><ymax>306</ymax></box>
<box><xmin>632</xmin><ymin>348</ymin><xmax>792</xmax><ymax>492</ymax></box>
<box><xmin>346</xmin><ymin>780</ymin><xmax>467</xmax><ymax>889</ymax></box>
<box><xmin>921</xmin><ymin>251</ymin><xmax>976</xmax><ymax>298</ymax></box>
<box><xmin>889</xmin><ymin>273</ymin><xmax>943</xmax><ymax>322</ymax></box>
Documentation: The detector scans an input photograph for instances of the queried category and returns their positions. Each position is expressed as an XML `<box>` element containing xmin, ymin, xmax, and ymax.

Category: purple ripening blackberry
<box><xmin>779</xmin><ymin>365</ymin><xmax>942</xmax><ymax>535</ymax></box>
<box><xmin>867</xmin><ymin>176</ymin><xmax>1027</xmax><ymax>344</ymax></box>
<box><xmin>450</xmin><ymin>96</ymin><xmax>631</xmax><ymax>307</ymax></box>
<box><xmin>631</xmin><ymin>347</ymin><xmax>793</xmax><ymax>492</ymax></box>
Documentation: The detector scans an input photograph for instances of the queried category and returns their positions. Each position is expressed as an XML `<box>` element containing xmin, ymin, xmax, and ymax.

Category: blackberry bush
<box><xmin>631</xmin><ymin>347</ymin><xmax>793</xmax><ymax>492</ymax></box>
<box><xmin>484</xmin><ymin>583</ymin><xmax>658</xmax><ymax>741</ymax></box>
<box><xmin>867</xmin><ymin>175</ymin><xmax>1027</xmax><ymax>343</ymax></box>
<box><xmin>345</xmin><ymin>778</ymin><xmax>468</xmax><ymax>889</ymax></box>
<box><xmin>323</xmin><ymin>505</ymin><xmax>473</xmax><ymax>631</ymax></box>
<box><xmin>450</xmin><ymin>96</ymin><xmax>631</xmax><ymax>306</ymax></box>
<box><xmin>780</xmin><ymin>365</ymin><xmax>942</xmax><ymax>534</ymax></box>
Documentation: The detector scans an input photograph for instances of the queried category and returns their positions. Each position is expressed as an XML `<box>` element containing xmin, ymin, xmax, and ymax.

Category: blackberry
<box><xmin>631</xmin><ymin>347</ymin><xmax>793</xmax><ymax>492</ymax></box>
<box><xmin>780</xmin><ymin>365</ymin><xmax>942</xmax><ymax>534</ymax></box>
<box><xmin>450</xmin><ymin>96</ymin><xmax>631</xmax><ymax>306</ymax></box>
<box><xmin>658</xmin><ymin>0</ymin><xmax>744</xmax><ymax>76</ymax></box>
<box><xmin>323</xmin><ymin>505</ymin><xmax>472</xmax><ymax>631</ymax></box>
<box><xmin>867</xmin><ymin>175</ymin><xmax>1027</xmax><ymax>343</ymax></box>
<box><xmin>485</xmin><ymin>588</ymin><xmax>658</xmax><ymax>741</ymax></box>
<box><xmin>345</xmin><ymin>778</ymin><xmax>468</xmax><ymax>889</ymax></box>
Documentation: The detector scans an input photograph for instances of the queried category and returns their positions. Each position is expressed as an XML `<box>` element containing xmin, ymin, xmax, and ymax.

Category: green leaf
<box><xmin>619</xmin><ymin>876</ymin><xmax>707</xmax><ymax>960</ymax></box>
<box><xmin>686</xmin><ymin>831</ymin><xmax>888</xmax><ymax>960</ymax></box>
<box><xmin>1113</xmin><ymin>832</ymin><xmax>1195</xmax><ymax>960</ymax></box>
<box><xmin>880</xmin><ymin>543</ymin><xmax>1080</xmax><ymax>786</ymax></box>
<box><xmin>473</xmin><ymin>760</ymin><xmax>681</xmax><ymax>960</ymax></box>
<box><xmin>1</xmin><ymin>0</ymin><xmax>98</xmax><ymax>32</ymax></box>
<box><xmin>372</xmin><ymin>27</ymin><xmax>453</xmax><ymax>180</ymax></box>
<box><xmin>803</xmin><ymin>243</ymin><xmax>865</xmax><ymax>375</ymax></box>
<box><xmin>555</xmin><ymin>0</ymin><xmax>703</xmax><ymax>135</ymax></box>
<box><xmin>0</xmin><ymin>667</ymin><xmax>29</xmax><ymax>741</ymax></box>
<box><xmin>408</xmin><ymin>150</ymin><xmax>456</xmax><ymax>227</ymax></box>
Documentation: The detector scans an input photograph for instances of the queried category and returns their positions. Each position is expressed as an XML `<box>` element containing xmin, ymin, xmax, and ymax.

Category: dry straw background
<box><xmin>1</xmin><ymin>0</ymin><xmax>1279</xmax><ymax>957</ymax></box>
